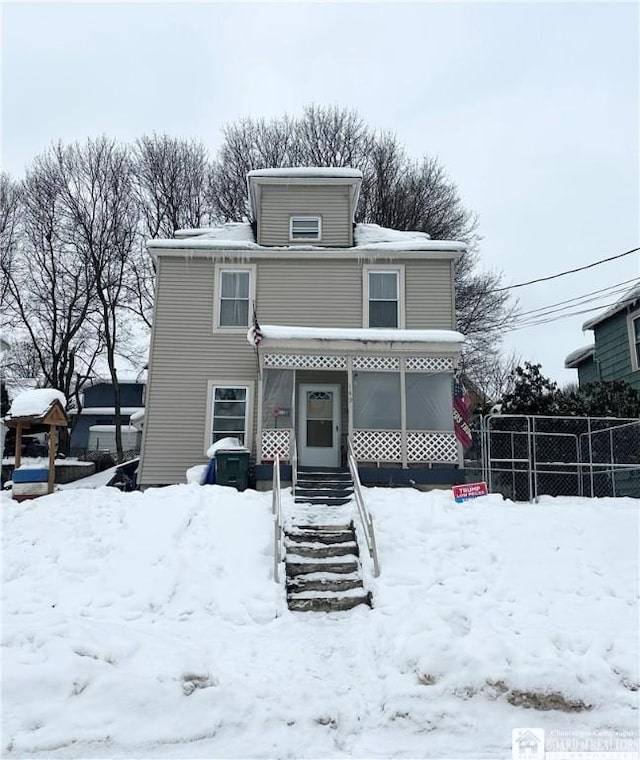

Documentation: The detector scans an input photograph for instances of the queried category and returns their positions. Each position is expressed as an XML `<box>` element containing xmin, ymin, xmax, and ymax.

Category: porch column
<box><xmin>347</xmin><ymin>357</ymin><xmax>353</xmax><ymax>446</ymax></box>
<box><xmin>48</xmin><ymin>424</ymin><xmax>57</xmax><ymax>494</ymax></box>
<box><xmin>400</xmin><ymin>357</ymin><xmax>407</xmax><ymax>468</ymax></box>
<box><xmin>14</xmin><ymin>423</ymin><xmax>22</xmax><ymax>469</ymax></box>
<box><xmin>256</xmin><ymin>354</ymin><xmax>264</xmax><ymax>461</ymax></box>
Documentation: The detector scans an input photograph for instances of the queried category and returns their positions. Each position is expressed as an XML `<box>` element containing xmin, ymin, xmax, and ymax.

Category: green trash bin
<box><xmin>214</xmin><ymin>449</ymin><xmax>250</xmax><ymax>491</ymax></box>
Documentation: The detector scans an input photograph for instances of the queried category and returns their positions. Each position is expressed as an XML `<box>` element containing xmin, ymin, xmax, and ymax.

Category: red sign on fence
<box><xmin>453</xmin><ymin>482</ymin><xmax>488</xmax><ymax>503</ymax></box>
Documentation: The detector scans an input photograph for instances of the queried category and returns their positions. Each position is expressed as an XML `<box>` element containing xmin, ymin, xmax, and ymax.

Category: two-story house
<box><xmin>68</xmin><ymin>375</ymin><xmax>145</xmax><ymax>455</ymax></box>
<box><xmin>565</xmin><ymin>284</ymin><xmax>640</xmax><ymax>389</ymax></box>
<box><xmin>138</xmin><ymin>168</ymin><xmax>467</xmax><ymax>488</ymax></box>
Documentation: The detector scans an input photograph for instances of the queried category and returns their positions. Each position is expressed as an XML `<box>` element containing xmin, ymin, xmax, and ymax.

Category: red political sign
<box><xmin>453</xmin><ymin>482</ymin><xmax>488</xmax><ymax>503</ymax></box>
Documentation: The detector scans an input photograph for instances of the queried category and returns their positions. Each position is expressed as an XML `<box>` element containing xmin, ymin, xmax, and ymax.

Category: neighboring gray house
<box><xmin>139</xmin><ymin>168</ymin><xmax>467</xmax><ymax>487</ymax></box>
<box><xmin>68</xmin><ymin>375</ymin><xmax>145</xmax><ymax>455</ymax></box>
<box><xmin>565</xmin><ymin>284</ymin><xmax>640</xmax><ymax>390</ymax></box>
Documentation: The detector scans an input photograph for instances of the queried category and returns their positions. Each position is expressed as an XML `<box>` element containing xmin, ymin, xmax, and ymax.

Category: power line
<box><xmin>515</xmin><ymin>278</ymin><xmax>639</xmax><ymax>319</ymax></box>
<box><xmin>493</xmin><ymin>246</ymin><xmax>640</xmax><ymax>292</ymax></box>
<box><xmin>466</xmin><ymin>286</ymin><xmax>640</xmax><ymax>335</ymax></box>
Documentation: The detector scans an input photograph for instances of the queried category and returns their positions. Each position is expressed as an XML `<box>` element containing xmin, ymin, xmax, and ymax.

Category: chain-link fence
<box><xmin>466</xmin><ymin>414</ymin><xmax>640</xmax><ymax>501</ymax></box>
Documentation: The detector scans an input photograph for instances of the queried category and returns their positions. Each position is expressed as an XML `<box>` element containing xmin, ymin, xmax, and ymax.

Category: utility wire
<box><xmin>515</xmin><ymin>278</ymin><xmax>640</xmax><ymax>319</ymax></box>
<box><xmin>466</xmin><ymin>288</ymin><xmax>640</xmax><ymax>335</ymax></box>
<box><xmin>493</xmin><ymin>246</ymin><xmax>640</xmax><ymax>292</ymax></box>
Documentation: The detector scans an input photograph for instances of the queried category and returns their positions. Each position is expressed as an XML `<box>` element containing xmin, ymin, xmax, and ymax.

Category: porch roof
<box><xmin>249</xmin><ymin>325</ymin><xmax>464</xmax><ymax>351</ymax></box>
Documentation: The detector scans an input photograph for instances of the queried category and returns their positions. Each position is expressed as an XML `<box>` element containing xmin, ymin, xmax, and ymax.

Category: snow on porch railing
<box><xmin>261</xmin><ymin>429</ymin><xmax>291</xmax><ymax>462</ymax></box>
<box><xmin>272</xmin><ymin>453</ymin><xmax>284</xmax><ymax>583</ymax></box>
<box><xmin>347</xmin><ymin>438</ymin><xmax>380</xmax><ymax>578</ymax></box>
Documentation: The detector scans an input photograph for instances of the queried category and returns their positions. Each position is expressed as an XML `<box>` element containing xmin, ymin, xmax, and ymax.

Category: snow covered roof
<box><xmin>564</xmin><ymin>344</ymin><xmax>595</xmax><ymax>369</ymax></box>
<box><xmin>152</xmin><ymin>222</ymin><xmax>466</xmax><ymax>254</ymax></box>
<box><xmin>83</xmin><ymin>370</ymin><xmax>147</xmax><ymax>388</ymax></box>
<box><xmin>6</xmin><ymin>389</ymin><xmax>67</xmax><ymax>421</ymax></box>
<box><xmin>247</xmin><ymin>167</ymin><xmax>363</xmax><ymax>179</ymax></box>
<box><xmin>582</xmin><ymin>283</ymin><xmax>640</xmax><ymax>330</ymax></box>
<box><xmin>248</xmin><ymin>325</ymin><xmax>465</xmax><ymax>345</ymax></box>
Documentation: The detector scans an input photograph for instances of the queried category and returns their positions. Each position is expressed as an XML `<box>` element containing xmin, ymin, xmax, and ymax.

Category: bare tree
<box><xmin>0</xmin><ymin>173</ymin><xmax>22</xmax><ymax>305</ymax></box>
<box><xmin>211</xmin><ymin>105</ymin><xmax>517</xmax><ymax>384</ymax></box>
<box><xmin>0</xmin><ymin>159</ymin><xmax>103</xmax><ymax>418</ymax></box>
<box><xmin>132</xmin><ymin>134</ymin><xmax>211</xmax><ymax>238</ymax></box>
<box><xmin>51</xmin><ymin>137</ymin><xmax>139</xmax><ymax>460</ymax></box>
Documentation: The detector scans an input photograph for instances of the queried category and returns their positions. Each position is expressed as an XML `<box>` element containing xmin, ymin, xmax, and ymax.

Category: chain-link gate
<box><xmin>471</xmin><ymin>414</ymin><xmax>640</xmax><ymax>501</ymax></box>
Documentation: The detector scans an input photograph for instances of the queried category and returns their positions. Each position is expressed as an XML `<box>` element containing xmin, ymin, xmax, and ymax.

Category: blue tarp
<box><xmin>204</xmin><ymin>458</ymin><xmax>216</xmax><ymax>485</ymax></box>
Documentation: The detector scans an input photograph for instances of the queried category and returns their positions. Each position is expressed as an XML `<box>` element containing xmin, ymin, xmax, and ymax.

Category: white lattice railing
<box><xmin>352</xmin><ymin>429</ymin><xmax>458</xmax><ymax>463</ymax></box>
<box><xmin>352</xmin><ymin>430</ymin><xmax>402</xmax><ymax>461</ymax></box>
<box><xmin>261</xmin><ymin>429</ymin><xmax>291</xmax><ymax>461</ymax></box>
<box><xmin>406</xmin><ymin>431</ymin><xmax>458</xmax><ymax>463</ymax></box>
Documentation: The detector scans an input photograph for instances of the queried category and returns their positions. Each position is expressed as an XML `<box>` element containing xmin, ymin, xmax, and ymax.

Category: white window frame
<box><xmin>213</xmin><ymin>264</ymin><xmax>256</xmax><ymax>332</ymax></box>
<box><xmin>205</xmin><ymin>381</ymin><xmax>254</xmax><ymax>455</ymax></box>
<box><xmin>289</xmin><ymin>216</ymin><xmax>322</xmax><ymax>242</ymax></box>
<box><xmin>628</xmin><ymin>310</ymin><xmax>640</xmax><ymax>371</ymax></box>
<box><xmin>362</xmin><ymin>265</ymin><xmax>405</xmax><ymax>329</ymax></box>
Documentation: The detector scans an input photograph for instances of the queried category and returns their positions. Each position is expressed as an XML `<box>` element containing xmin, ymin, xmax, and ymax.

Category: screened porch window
<box><xmin>353</xmin><ymin>372</ymin><xmax>401</xmax><ymax>429</ymax></box>
<box><xmin>406</xmin><ymin>373</ymin><xmax>454</xmax><ymax>431</ymax></box>
<box><xmin>290</xmin><ymin>216</ymin><xmax>321</xmax><ymax>241</ymax></box>
<box><xmin>368</xmin><ymin>271</ymin><xmax>399</xmax><ymax>328</ymax></box>
<box><xmin>211</xmin><ymin>386</ymin><xmax>248</xmax><ymax>444</ymax></box>
<box><xmin>219</xmin><ymin>270</ymin><xmax>250</xmax><ymax>327</ymax></box>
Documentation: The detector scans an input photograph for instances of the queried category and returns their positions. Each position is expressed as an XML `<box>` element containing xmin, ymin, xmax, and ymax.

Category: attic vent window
<box><xmin>290</xmin><ymin>216</ymin><xmax>321</xmax><ymax>242</ymax></box>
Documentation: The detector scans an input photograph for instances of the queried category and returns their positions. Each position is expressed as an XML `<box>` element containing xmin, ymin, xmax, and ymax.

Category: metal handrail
<box><xmin>272</xmin><ymin>453</ymin><xmax>283</xmax><ymax>583</ymax></box>
<box><xmin>289</xmin><ymin>430</ymin><xmax>298</xmax><ymax>497</ymax></box>
<box><xmin>347</xmin><ymin>438</ymin><xmax>380</xmax><ymax>577</ymax></box>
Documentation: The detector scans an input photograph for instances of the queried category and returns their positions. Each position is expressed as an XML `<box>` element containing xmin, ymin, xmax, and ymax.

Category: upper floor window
<box><xmin>290</xmin><ymin>216</ymin><xmax>321</xmax><ymax>242</ymax></box>
<box><xmin>216</xmin><ymin>266</ymin><xmax>255</xmax><ymax>328</ymax></box>
<box><xmin>365</xmin><ymin>268</ymin><xmax>404</xmax><ymax>328</ymax></box>
<box><xmin>630</xmin><ymin>312</ymin><xmax>640</xmax><ymax>370</ymax></box>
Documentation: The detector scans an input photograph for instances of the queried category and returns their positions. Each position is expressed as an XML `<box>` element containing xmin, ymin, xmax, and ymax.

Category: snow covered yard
<box><xmin>1</xmin><ymin>485</ymin><xmax>638</xmax><ymax>759</ymax></box>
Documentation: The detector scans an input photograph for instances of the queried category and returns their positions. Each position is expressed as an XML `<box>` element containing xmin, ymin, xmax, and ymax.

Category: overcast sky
<box><xmin>2</xmin><ymin>1</ymin><xmax>638</xmax><ymax>383</ymax></box>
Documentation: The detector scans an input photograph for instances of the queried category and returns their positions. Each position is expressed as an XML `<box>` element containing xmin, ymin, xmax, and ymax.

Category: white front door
<box><xmin>298</xmin><ymin>384</ymin><xmax>341</xmax><ymax>468</ymax></box>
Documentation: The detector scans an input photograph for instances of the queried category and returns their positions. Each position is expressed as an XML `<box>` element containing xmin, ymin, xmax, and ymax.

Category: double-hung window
<box><xmin>290</xmin><ymin>216</ymin><xmax>321</xmax><ymax>242</ymax></box>
<box><xmin>211</xmin><ymin>386</ymin><xmax>248</xmax><ymax>444</ymax></box>
<box><xmin>216</xmin><ymin>267</ymin><xmax>254</xmax><ymax>328</ymax></box>
<box><xmin>365</xmin><ymin>268</ymin><xmax>403</xmax><ymax>328</ymax></box>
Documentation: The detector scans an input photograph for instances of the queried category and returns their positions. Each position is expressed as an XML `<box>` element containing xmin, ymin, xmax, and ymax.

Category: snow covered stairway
<box><xmin>285</xmin><ymin>523</ymin><xmax>372</xmax><ymax>612</ymax></box>
<box><xmin>294</xmin><ymin>467</ymin><xmax>354</xmax><ymax>506</ymax></box>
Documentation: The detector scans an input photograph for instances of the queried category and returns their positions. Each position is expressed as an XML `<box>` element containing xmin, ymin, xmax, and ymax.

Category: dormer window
<box><xmin>290</xmin><ymin>216</ymin><xmax>322</xmax><ymax>242</ymax></box>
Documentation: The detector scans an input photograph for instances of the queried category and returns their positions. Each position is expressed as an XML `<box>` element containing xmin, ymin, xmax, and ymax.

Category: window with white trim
<box><xmin>216</xmin><ymin>267</ymin><xmax>253</xmax><ymax>328</ymax></box>
<box><xmin>211</xmin><ymin>386</ymin><xmax>248</xmax><ymax>444</ymax></box>
<box><xmin>289</xmin><ymin>216</ymin><xmax>321</xmax><ymax>242</ymax></box>
<box><xmin>366</xmin><ymin>269</ymin><xmax>401</xmax><ymax>328</ymax></box>
<box><xmin>630</xmin><ymin>313</ymin><xmax>640</xmax><ymax>370</ymax></box>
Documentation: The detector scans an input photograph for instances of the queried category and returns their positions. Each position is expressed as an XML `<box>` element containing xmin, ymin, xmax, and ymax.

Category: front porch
<box><xmin>253</xmin><ymin>326</ymin><xmax>464</xmax><ymax>479</ymax></box>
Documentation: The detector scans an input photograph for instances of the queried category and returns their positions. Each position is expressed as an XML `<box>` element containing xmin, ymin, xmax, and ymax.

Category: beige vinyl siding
<box><xmin>404</xmin><ymin>259</ymin><xmax>456</xmax><ymax>329</ymax></box>
<box><xmin>259</xmin><ymin>185</ymin><xmax>352</xmax><ymax>247</ymax></box>
<box><xmin>139</xmin><ymin>250</ymin><xmax>457</xmax><ymax>484</ymax></box>
<box><xmin>258</xmin><ymin>260</ymin><xmax>362</xmax><ymax>326</ymax></box>
<box><xmin>139</xmin><ymin>257</ymin><xmax>258</xmax><ymax>485</ymax></box>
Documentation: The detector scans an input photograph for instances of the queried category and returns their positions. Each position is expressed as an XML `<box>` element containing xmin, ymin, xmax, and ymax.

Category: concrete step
<box><xmin>295</xmin><ymin>496</ymin><xmax>353</xmax><ymax>506</ymax></box>
<box><xmin>286</xmin><ymin>530</ymin><xmax>355</xmax><ymax>545</ymax></box>
<box><xmin>296</xmin><ymin>470</ymin><xmax>351</xmax><ymax>482</ymax></box>
<box><xmin>287</xmin><ymin>576</ymin><xmax>363</xmax><ymax>593</ymax></box>
<box><xmin>285</xmin><ymin>543</ymin><xmax>359</xmax><ymax>559</ymax></box>
<box><xmin>287</xmin><ymin>593</ymin><xmax>371</xmax><ymax>613</ymax></box>
<box><xmin>286</xmin><ymin>560</ymin><xmax>359</xmax><ymax>576</ymax></box>
<box><xmin>295</xmin><ymin>488</ymin><xmax>354</xmax><ymax>498</ymax></box>
<box><xmin>296</xmin><ymin>478</ymin><xmax>353</xmax><ymax>487</ymax></box>
<box><xmin>293</xmin><ymin>523</ymin><xmax>353</xmax><ymax>532</ymax></box>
